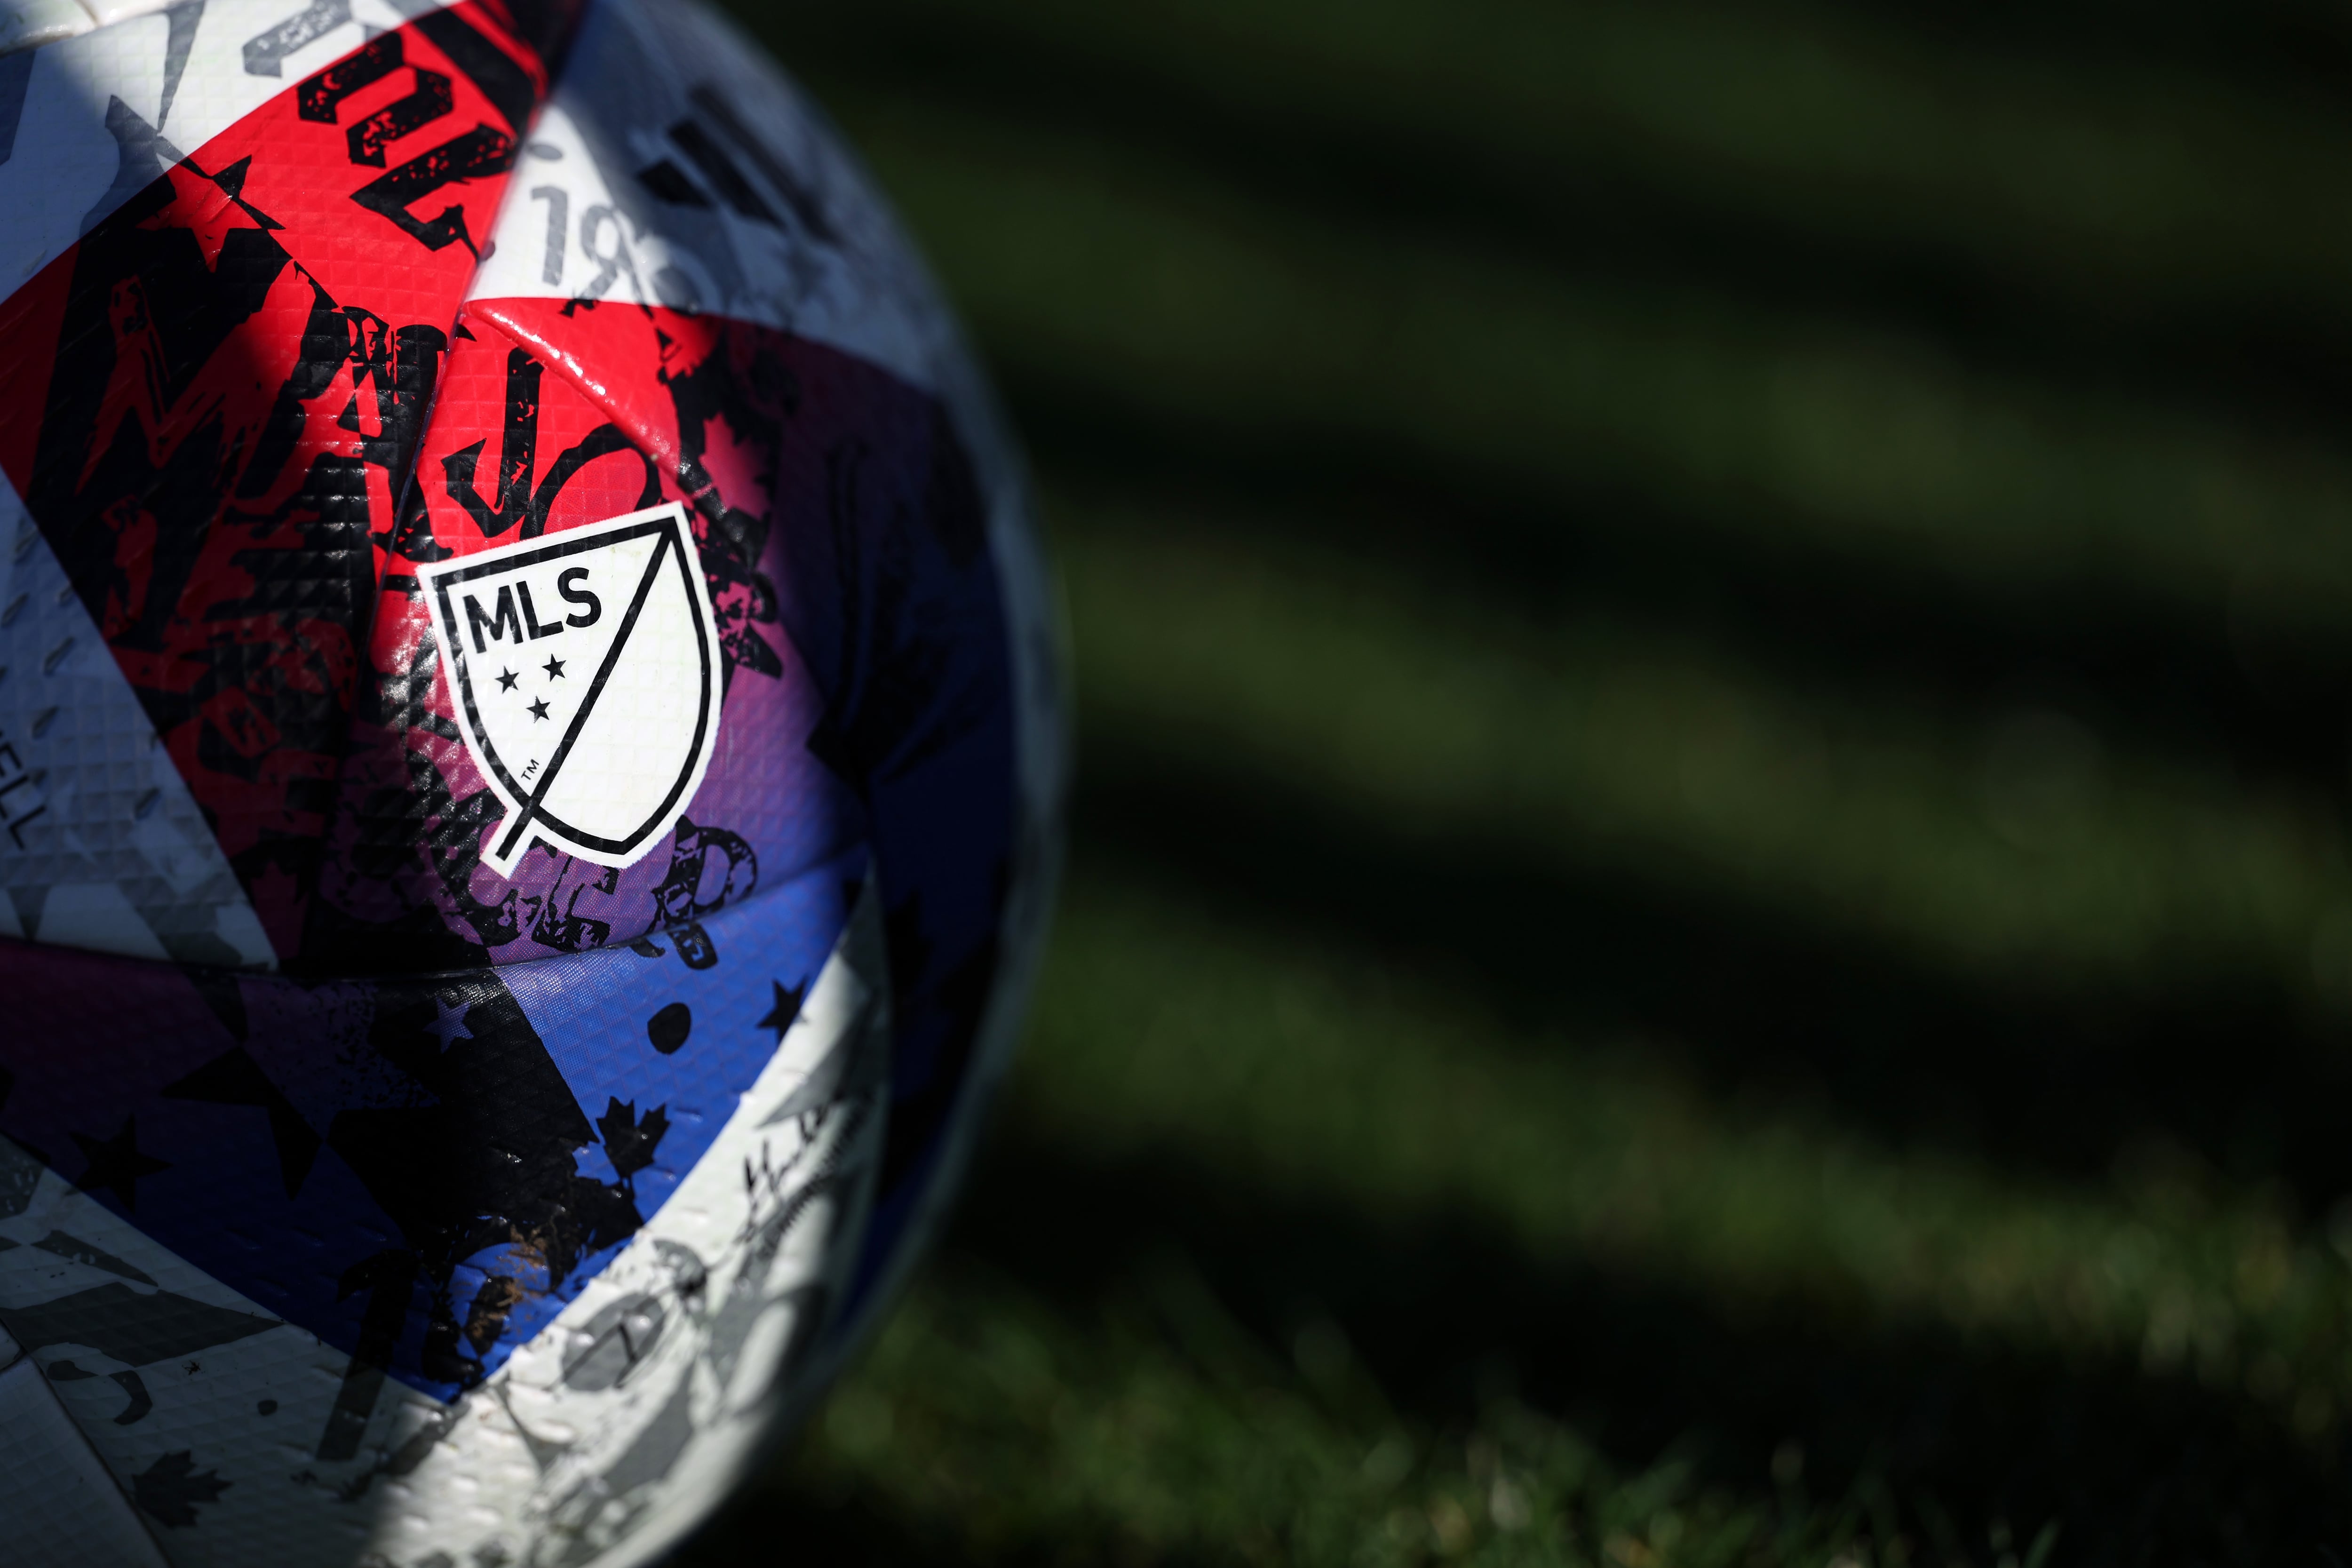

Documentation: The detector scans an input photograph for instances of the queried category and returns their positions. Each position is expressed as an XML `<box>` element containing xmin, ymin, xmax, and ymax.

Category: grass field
<box><xmin>680</xmin><ymin>3</ymin><xmax>2352</xmax><ymax>1561</ymax></box>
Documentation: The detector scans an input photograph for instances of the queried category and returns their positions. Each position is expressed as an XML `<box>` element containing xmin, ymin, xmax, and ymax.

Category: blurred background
<box><xmin>680</xmin><ymin>0</ymin><xmax>2352</xmax><ymax>1561</ymax></box>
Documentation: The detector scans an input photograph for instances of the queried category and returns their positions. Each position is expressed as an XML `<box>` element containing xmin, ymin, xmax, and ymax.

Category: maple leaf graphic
<box><xmin>597</xmin><ymin>1097</ymin><xmax>671</xmax><ymax>1183</ymax></box>
<box><xmin>134</xmin><ymin>1451</ymin><xmax>230</xmax><ymax>1527</ymax></box>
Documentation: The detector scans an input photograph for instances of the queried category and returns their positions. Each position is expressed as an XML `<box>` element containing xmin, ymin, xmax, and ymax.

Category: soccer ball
<box><xmin>0</xmin><ymin>0</ymin><xmax>1063</xmax><ymax>1561</ymax></box>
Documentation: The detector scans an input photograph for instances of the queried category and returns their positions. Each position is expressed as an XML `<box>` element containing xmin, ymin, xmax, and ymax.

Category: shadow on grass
<box><xmin>1073</xmin><ymin>722</ymin><xmax>2352</xmax><ymax>1214</ymax></box>
<box><xmin>672</xmin><ymin>1480</ymin><xmax>970</xmax><ymax>1568</ymax></box>
<box><xmin>771</xmin><ymin>0</ymin><xmax>2352</xmax><ymax>441</ymax></box>
<box><xmin>964</xmin><ymin>1129</ymin><xmax>2352</xmax><ymax>1558</ymax></box>
<box><xmin>1806</xmin><ymin>0</ymin><xmax>2352</xmax><ymax>101</ymax></box>
<box><xmin>1014</xmin><ymin>361</ymin><xmax>2352</xmax><ymax>815</ymax></box>
<box><xmin>684</xmin><ymin>1126</ymin><xmax>2352</xmax><ymax>1564</ymax></box>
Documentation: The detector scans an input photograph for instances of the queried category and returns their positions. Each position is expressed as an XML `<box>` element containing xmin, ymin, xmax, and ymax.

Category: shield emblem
<box><xmin>420</xmin><ymin>503</ymin><xmax>723</xmax><ymax>878</ymax></box>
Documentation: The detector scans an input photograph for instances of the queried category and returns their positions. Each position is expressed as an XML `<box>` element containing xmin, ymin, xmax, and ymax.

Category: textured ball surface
<box><xmin>0</xmin><ymin>0</ymin><xmax>1063</xmax><ymax>1562</ymax></box>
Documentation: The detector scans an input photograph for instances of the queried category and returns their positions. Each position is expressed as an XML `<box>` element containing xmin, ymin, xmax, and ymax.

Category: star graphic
<box><xmin>424</xmin><ymin>996</ymin><xmax>474</xmax><ymax>1051</ymax></box>
<box><xmin>495</xmin><ymin>667</ymin><xmax>519</xmax><ymax>692</ymax></box>
<box><xmin>543</xmin><ymin>655</ymin><xmax>566</xmax><ymax>680</ymax></box>
<box><xmin>161</xmin><ymin>1047</ymin><xmax>321</xmax><ymax>1199</ymax></box>
<box><xmin>756</xmin><ymin>979</ymin><xmax>808</xmax><ymax>1043</ymax></box>
<box><xmin>72</xmin><ymin>1116</ymin><xmax>170</xmax><ymax>1210</ymax></box>
<box><xmin>528</xmin><ymin>697</ymin><xmax>551</xmax><ymax>721</ymax></box>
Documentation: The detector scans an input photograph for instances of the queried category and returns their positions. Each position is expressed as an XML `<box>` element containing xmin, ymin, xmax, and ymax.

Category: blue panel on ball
<box><xmin>0</xmin><ymin>850</ymin><xmax>861</xmax><ymax>1404</ymax></box>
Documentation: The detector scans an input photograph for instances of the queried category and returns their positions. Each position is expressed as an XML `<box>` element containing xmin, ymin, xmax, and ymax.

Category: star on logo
<box><xmin>424</xmin><ymin>996</ymin><xmax>474</xmax><ymax>1051</ymax></box>
<box><xmin>528</xmin><ymin>697</ymin><xmax>551</xmax><ymax>722</ymax></box>
<box><xmin>543</xmin><ymin>655</ymin><xmax>566</xmax><ymax>680</ymax></box>
<box><xmin>495</xmin><ymin>667</ymin><xmax>519</xmax><ymax>692</ymax></box>
<box><xmin>756</xmin><ymin>979</ymin><xmax>808</xmax><ymax>1043</ymax></box>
